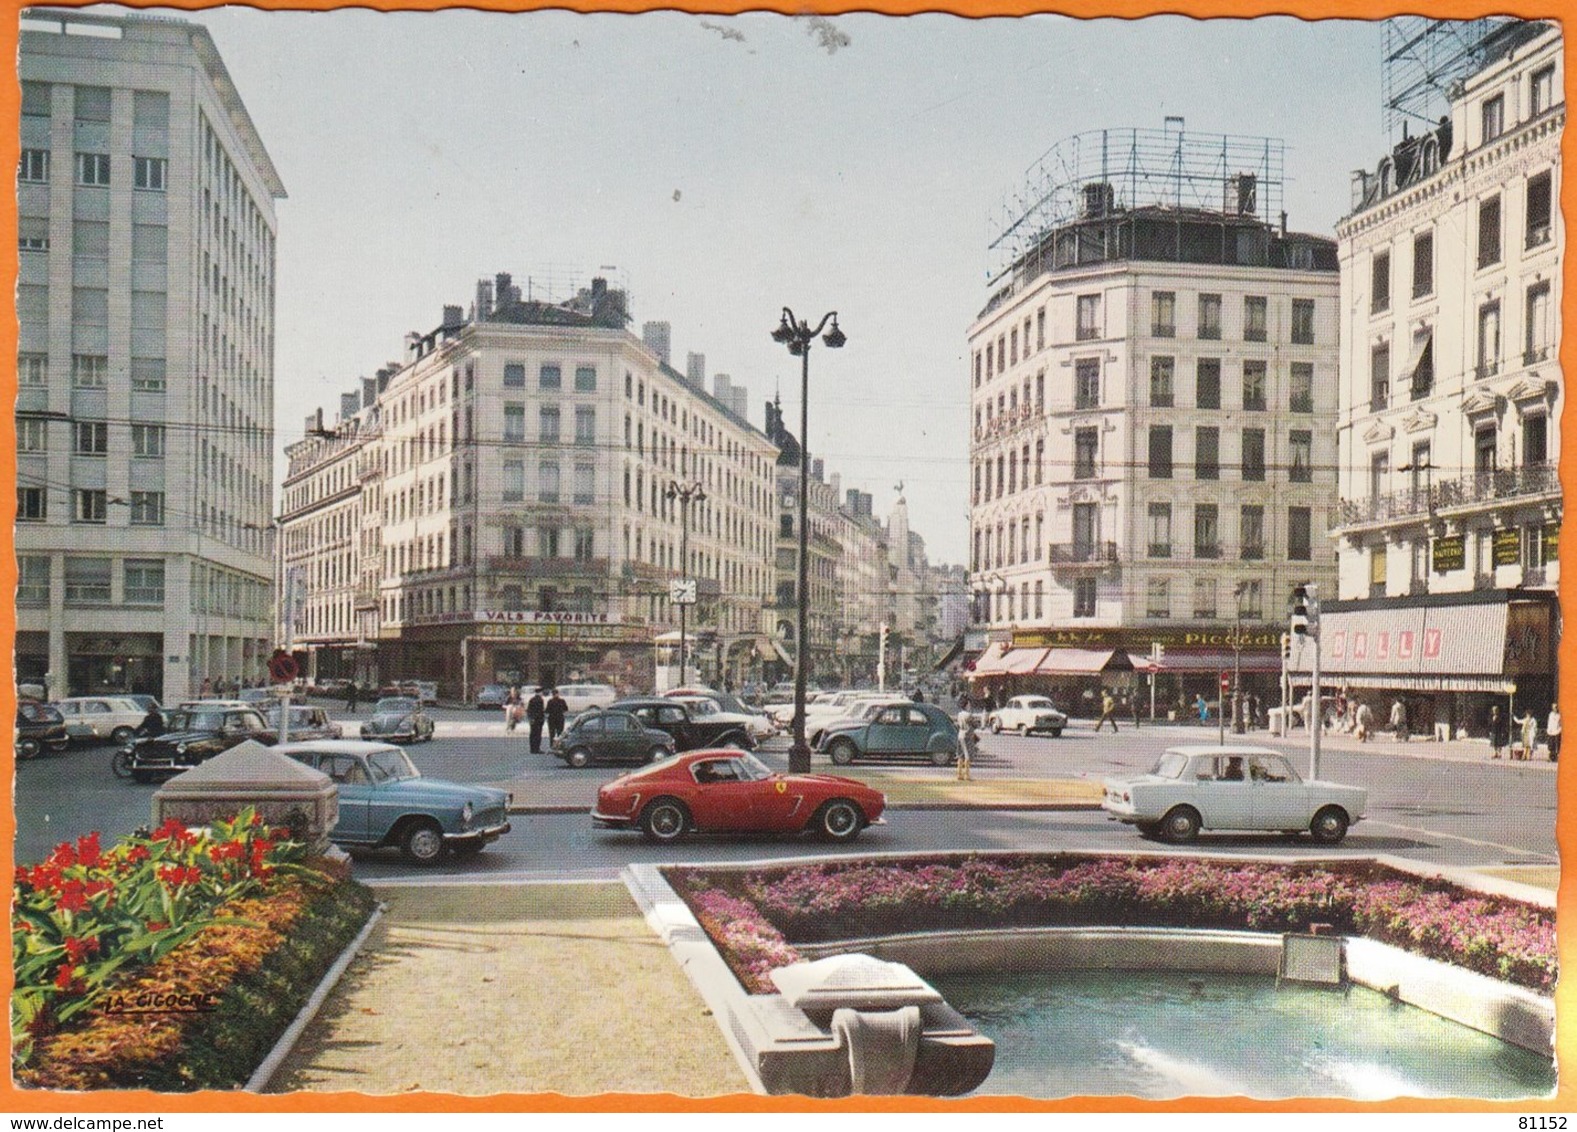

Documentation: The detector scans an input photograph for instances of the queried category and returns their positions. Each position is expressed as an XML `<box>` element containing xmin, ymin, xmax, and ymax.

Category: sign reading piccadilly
<box><xmin>1492</xmin><ymin>528</ymin><xmax>1522</xmax><ymax>567</ymax></box>
<box><xmin>1012</xmin><ymin>626</ymin><xmax>1284</xmax><ymax>650</ymax></box>
<box><xmin>1433</xmin><ymin>535</ymin><xmax>1465</xmax><ymax>573</ymax></box>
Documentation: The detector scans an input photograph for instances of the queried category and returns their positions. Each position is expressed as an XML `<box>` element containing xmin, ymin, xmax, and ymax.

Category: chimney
<box><xmin>376</xmin><ymin>367</ymin><xmax>393</xmax><ymax>394</ymax></box>
<box><xmin>304</xmin><ymin>413</ymin><xmax>319</xmax><ymax>436</ymax></box>
<box><xmin>733</xmin><ymin>388</ymin><xmax>748</xmax><ymax>418</ymax></box>
<box><xmin>592</xmin><ymin>277</ymin><xmax>607</xmax><ymax>299</ymax></box>
<box><xmin>362</xmin><ymin>377</ymin><xmax>377</xmax><ymax>408</ymax></box>
<box><xmin>442</xmin><ymin>304</ymin><xmax>463</xmax><ymax>329</ymax></box>
<box><xmin>830</xmin><ymin>472</ymin><xmax>841</xmax><ymax>496</ymax></box>
<box><xmin>686</xmin><ymin>352</ymin><xmax>706</xmax><ymax>389</ymax></box>
<box><xmin>642</xmin><ymin>321</ymin><xmax>672</xmax><ymax>365</ymax></box>
<box><xmin>812</xmin><ymin>458</ymin><xmax>824</xmax><ymax>482</ymax></box>
<box><xmin>340</xmin><ymin>392</ymin><xmax>360</xmax><ymax>421</ymax></box>
<box><xmin>495</xmin><ymin>273</ymin><xmax>512</xmax><ymax>305</ymax></box>
<box><xmin>475</xmin><ymin>279</ymin><xmax>494</xmax><ymax>322</ymax></box>
<box><xmin>713</xmin><ymin>373</ymin><xmax>732</xmax><ymax>401</ymax></box>
<box><xmin>404</xmin><ymin>331</ymin><xmax>421</xmax><ymax>358</ymax></box>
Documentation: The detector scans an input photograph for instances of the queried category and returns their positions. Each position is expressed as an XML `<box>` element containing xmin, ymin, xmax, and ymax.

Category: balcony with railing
<box><xmin>1048</xmin><ymin>541</ymin><xmax>1119</xmax><ymax>570</ymax></box>
<box><xmin>1335</xmin><ymin>462</ymin><xmax>1560</xmax><ymax>529</ymax></box>
<box><xmin>487</xmin><ymin>555</ymin><xmax>610</xmax><ymax>577</ymax></box>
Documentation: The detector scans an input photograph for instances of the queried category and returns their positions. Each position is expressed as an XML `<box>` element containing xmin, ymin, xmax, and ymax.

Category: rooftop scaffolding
<box><xmin>1381</xmin><ymin>17</ymin><xmax>1524</xmax><ymax>143</ymax></box>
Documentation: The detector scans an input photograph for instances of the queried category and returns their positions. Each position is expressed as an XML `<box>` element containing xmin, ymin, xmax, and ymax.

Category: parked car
<box><xmin>556</xmin><ymin>683</ymin><xmax>618</xmax><ymax>715</ymax></box>
<box><xmin>360</xmin><ymin>697</ymin><xmax>435</xmax><ymax>743</ymax></box>
<box><xmin>610</xmin><ymin>697</ymin><xmax>755</xmax><ymax>752</ymax></box>
<box><xmin>277</xmin><ymin>739</ymin><xmax>510</xmax><ymax>864</ymax></box>
<box><xmin>122</xmin><ymin>694</ymin><xmax>161</xmax><ymax>715</ymax></box>
<box><xmin>662</xmin><ymin>687</ymin><xmax>776</xmax><ymax>740</ymax></box>
<box><xmin>407</xmin><ymin>681</ymin><xmax>439</xmax><ymax>705</ymax></box>
<box><xmin>987</xmin><ymin>695</ymin><xmax>1068</xmax><ymax>737</ymax></box>
<box><xmin>809</xmin><ymin>698</ymin><xmax>910</xmax><ymax>748</ymax></box>
<box><xmin>268</xmin><ymin>704</ymin><xmax>344</xmax><ymax>742</ymax></box>
<box><xmin>312</xmin><ymin>677</ymin><xmax>352</xmax><ymax>699</ymax></box>
<box><xmin>816</xmin><ymin>702</ymin><xmax>960</xmax><ymax>766</ymax></box>
<box><xmin>1101</xmin><ymin>745</ymin><xmax>1368</xmax><ymax>845</ymax></box>
<box><xmin>56</xmin><ymin>696</ymin><xmax>150</xmax><ymax>745</ymax></box>
<box><xmin>592</xmin><ymin>749</ymin><xmax>885</xmax><ymax>844</ymax></box>
<box><xmin>669</xmin><ymin>695</ymin><xmax>777</xmax><ymax>744</ymax></box>
<box><xmin>120</xmin><ymin>705</ymin><xmax>277</xmax><ymax>781</ymax></box>
<box><xmin>475</xmin><ymin>684</ymin><xmax>512</xmax><ymax>710</ymax></box>
<box><xmin>554</xmin><ymin>709</ymin><xmax>676</xmax><ymax>768</ymax></box>
<box><xmin>16</xmin><ymin>701</ymin><xmax>71</xmax><ymax>760</ymax></box>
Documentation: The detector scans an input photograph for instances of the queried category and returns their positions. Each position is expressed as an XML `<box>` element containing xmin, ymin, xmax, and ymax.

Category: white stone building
<box><xmin>1317</xmin><ymin>21</ymin><xmax>1562</xmax><ymax>733</ymax></box>
<box><xmin>16</xmin><ymin>9</ymin><xmax>283</xmax><ymax>702</ymax></box>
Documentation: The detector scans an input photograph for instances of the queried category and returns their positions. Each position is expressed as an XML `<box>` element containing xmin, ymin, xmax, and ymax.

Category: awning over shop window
<box><xmin>933</xmin><ymin>634</ymin><xmax>967</xmax><ymax>671</ymax></box>
<box><xmin>1290</xmin><ymin>672</ymin><xmax>1516</xmax><ymax>694</ymax></box>
<box><xmin>1143</xmin><ymin>649</ymin><xmax>1283</xmax><ymax>673</ymax></box>
<box><xmin>1003</xmin><ymin>647</ymin><xmax>1049</xmax><ymax>675</ymax></box>
<box><xmin>970</xmin><ymin>642</ymin><xmax>1009</xmax><ymax>676</ymax></box>
<box><xmin>1035</xmin><ymin>648</ymin><xmax>1134</xmax><ymax>675</ymax></box>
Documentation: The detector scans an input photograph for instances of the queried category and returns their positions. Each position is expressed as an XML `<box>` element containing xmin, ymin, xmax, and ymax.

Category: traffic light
<box><xmin>1290</xmin><ymin>584</ymin><xmax>1310</xmax><ymax>637</ymax></box>
<box><xmin>1280</xmin><ymin>632</ymin><xmax>1292</xmax><ymax>663</ymax></box>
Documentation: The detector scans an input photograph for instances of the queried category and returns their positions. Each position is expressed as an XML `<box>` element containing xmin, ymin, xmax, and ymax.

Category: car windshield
<box><xmin>19</xmin><ymin>703</ymin><xmax>59</xmax><ymax>723</ymax></box>
<box><xmin>375</xmin><ymin>698</ymin><xmax>417</xmax><ymax>714</ymax></box>
<box><xmin>1023</xmin><ymin>698</ymin><xmax>1055</xmax><ymax>709</ymax></box>
<box><xmin>733</xmin><ymin>752</ymin><xmax>774</xmax><ymax>781</ymax></box>
<box><xmin>683</xmin><ymin>699</ymin><xmax>719</xmax><ymax>717</ymax></box>
<box><xmin>367</xmin><ymin>747</ymin><xmax>419</xmax><ymax>783</ymax></box>
<box><xmin>1150</xmin><ymin>752</ymin><xmax>1189</xmax><ymax>779</ymax></box>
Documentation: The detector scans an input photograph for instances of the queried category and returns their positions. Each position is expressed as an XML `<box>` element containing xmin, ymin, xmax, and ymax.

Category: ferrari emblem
<box><xmin>776</xmin><ymin>780</ymin><xmax>787</xmax><ymax>793</ymax></box>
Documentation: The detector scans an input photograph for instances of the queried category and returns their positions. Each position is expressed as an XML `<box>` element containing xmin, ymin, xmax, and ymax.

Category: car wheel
<box><xmin>814</xmin><ymin>799</ymin><xmax>863</xmax><ymax>842</ymax></box>
<box><xmin>640</xmin><ymin>798</ymin><xmax>690</xmax><ymax>844</ymax></box>
<box><xmin>1017</xmin><ymin>722</ymin><xmax>1028</xmax><ymax>735</ymax></box>
<box><xmin>990</xmin><ymin>717</ymin><xmax>1003</xmax><ymax>734</ymax></box>
<box><xmin>1309</xmin><ymin>806</ymin><xmax>1350</xmax><ymax>845</ymax></box>
<box><xmin>1049</xmin><ymin>727</ymin><xmax>1063</xmax><ymax>738</ymax></box>
<box><xmin>16</xmin><ymin>737</ymin><xmax>40</xmax><ymax>761</ymax></box>
<box><xmin>566</xmin><ymin>747</ymin><xmax>592</xmax><ymax>769</ymax></box>
<box><xmin>930</xmin><ymin>747</ymin><xmax>954</xmax><ymax>767</ymax></box>
<box><xmin>399</xmin><ymin>820</ymin><xmax>446</xmax><ymax>865</ymax></box>
<box><xmin>110</xmin><ymin>726</ymin><xmax>134</xmax><ymax>745</ymax></box>
<box><xmin>111</xmin><ymin>749</ymin><xmax>134</xmax><ymax>779</ymax></box>
<box><xmin>1161</xmin><ymin>806</ymin><xmax>1201</xmax><ymax>844</ymax></box>
<box><xmin>648</xmin><ymin>746</ymin><xmax>674</xmax><ymax>763</ymax></box>
<box><xmin>829</xmin><ymin>739</ymin><xmax>858</xmax><ymax>766</ymax></box>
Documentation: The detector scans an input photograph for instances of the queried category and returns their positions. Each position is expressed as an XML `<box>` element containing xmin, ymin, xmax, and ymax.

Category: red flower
<box><xmin>145</xmin><ymin>920</ymin><xmax>168</xmax><ymax>933</ymax></box>
<box><xmin>63</xmin><ymin>936</ymin><xmax>98</xmax><ymax>963</ymax></box>
<box><xmin>123</xmin><ymin>845</ymin><xmax>149</xmax><ymax>865</ymax></box>
<box><xmin>46</xmin><ymin>842</ymin><xmax>76</xmax><ymax>869</ymax></box>
<box><xmin>270</xmin><ymin>827</ymin><xmax>293</xmax><ymax>842</ymax></box>
<box><xmin>53</xmin><ymin>964</ymin><xmax>79</xmax><ymax>991</ymax></box>
<box><xmin>55</xmin><ymin>881</ymin><xmax>88</xmax><ymax>914</ymax></box>
<box><xmin>250</xmin><ymin>811</ymin><xmax>263</xmax><ymax>827</ymax></box>
<box><xmin>153</xmin><ymin>817</ymin><xmax>189</xmax><ymax>845</ymax></box>
<box><xmin>74</xmin><ymin>832</ymin><xmax>102</xmax><ymax>868</ymax></box>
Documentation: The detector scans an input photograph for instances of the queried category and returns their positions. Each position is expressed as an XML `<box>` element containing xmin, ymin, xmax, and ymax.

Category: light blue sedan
<box><xmin>276</xmin><ymin>739</ymin><xmax>511</xmax><ymax>865</ymax></box>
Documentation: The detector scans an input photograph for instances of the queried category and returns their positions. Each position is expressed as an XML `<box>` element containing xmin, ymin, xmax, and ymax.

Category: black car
<box><xmin>554</xmin><ymin>709</ymin><xmax>676</xmax><ymax>768</ymax></box>
<box><xmin>608</xmin><ymin>698</ymin><xmax>755</xmax><ymax>752</ymax></box>
<box><xmin>120</xmin><ymin>705</ymin><xmax>277</xmax><ymax>782</ymax></box>
<box><xmin>16</xmin><ymin>702</ymin><xmax>70</xmax><ymax>760</ymax></box>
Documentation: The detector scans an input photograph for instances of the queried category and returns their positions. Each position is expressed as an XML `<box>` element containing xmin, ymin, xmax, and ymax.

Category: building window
<box><xmin>1035</xmin><ymin>372</ymin><xmax>1045</xmax><ymax>410</ymax></box>
<box><xmin>1198</xmin><ymin>294</ymin><xmax>1222</xmax><ymax>340</ymax></box>
<box><xmin>1371</xmin><ymin>250</ymin><xmax>1390</xmax><ymax>312</ymax></box>
<box><xmin>574</xmin><ymin>527</ymin><xmax>595</xmax><ymax>561</ymax></box>
<box><xmin>18</xmin><ymin>418</ymin><xmax>46</xmax><ymax>452</ymax></box>
<box><xmin>1074</xmin><ymin>359</ymin><xmax>1100</xmax><ymax>409</ymax></box>
<box><xmin>64</xmin><ymin>557</ymin><xmax>112</xmax><ymax>603</ymax></box>
<box><xmin>500</xmin><ymin>585</ymin><xmax>524</xmax><ymax>611</ymax></box>
<box><xmin>1195</xmin><ymin>358</ymin><xmax>1221</xmax><ymax>410</ymax></box>
<box><xmin>503</xmin><ymin>404</ymin><xmax>525</xmax><ymax>442</ymax></box>
<box><xmin>129</xmin><ymin>491</ymin><xmax>163</xmax><ymax>525</ymax></box>
<box><xmin>17</xmin><ymin>556</ymin><xmax>49</xmax><ymax>606</ymax></box>
<box><xmin>1194</xmin><ymin>426</ymin><xmax>1219</xmax><ymax>481</ymax></box>
<box><xmin>1194</xmin><ymin>504</ymin><xmax>1220</xmax><ymax>559</ymax></box>
<box><xmin>502</xmin><ymin>460</ymin><xmax>525</xmax><ymax>502</ymax></box>
<box><xmin>539</xmin><ymin>526</ymin><xmax>561</xmax><ymax>559</ymax></box>
<box><xmin>574</xmin><ymin>405</ymin><xmax>595</xmax><ymax>445</ymax></box>
<box><xmin>1074</xmin><ymin>427</ymin><xmax>1098</xmax><ymax>480</ymax></box>
<box><xmin>130</xmin><ymin>357</ymin><xmax>165</xmax><ymax>391</ymax></box>
<box><xmin>573</xmin><ymin>463</ymin><xmax>594</xmax><ymax>505</ymax></box>
<box><xmin>1148</xmin><ymin>427</ymin><xmax>1173</xmax><ymax>479</ymax></box>
<box><xmin>1288</xmin><ymin>507</ymin><xmax>1312</xmax><ymax>561</ymax></box>
<box><xmin>1192</xmin><ymin>577</ymin><xmax>1216</xmax><ymax>619</ymax></box>
<box><xmin>1477</xmin><ymin>196</ymin><xmax>1501</xmax><ymax>268</ymax></box>
<box><xmin>75</xmin><ymin>152</ymin><xmax>110</xmax><ymax>186</ymax></box>
<box><xmin>1370</xmin><ymin>342</ymin><xmax>1390</xmax><ymax>410</ymax></box>
<box><xmin>503</xmin><ymin>362</ymin><xmax>526</xmax><ymax>388</ymax></box>
<box><xmin>1036</xmin><ymin>307</ymin><xmax>1045</xmax><ymax>350</ymax></box>
<box><xmin>1240</xmin><ymin>429</ymin><xmax>1266</xmax><ymax>481</ymax></box>
<box><xmin>18</xmin><ymin>486</ymin><xmax>46</xmax><ymax>521</ymax></box>
<box><xmin>130</xmin><ymin>423</ymin><xmax>164</xmax><ymax>457</ymax></box>
<box><xmin>1034</xmin><ymin>440</ymin><xmax>1044</xmax><ymax>484</ymax></box>
<box><xmin>1076</xmin><ymin>294</ymin><xmax>1101</xmax><ymax>340</ymax></box>
<box><xmin>1151</xmin><ymin>292</ymin><xmax>1175</xmax><ymax>337</ymax></box>
<box><xmin>132</xmin><ymin>156</ymin><xmax>166</xmax><ymax>191</ymax></box>
<box><xmin>1412</xmin><ymin>230</ymin><xmax>1434</xmax><ymax>297</ymax></box>
<box><xmin>18</xmin><ymin>149</ymin><xmax>49</xmax><ymax>182</ymax></box>
<box><xmin>74</xmin><ymin>420</ymin><xmax>108</xmax><ymax>456</ymax></box>
<box><xmin>1243</xmin><ymin>296</ymin><xmax>1267</xmax><ymax>342</ymax></box>
<box><xmin>539</xmin><ymin>405</ymin><xmax>561</xmax><ymax>443</ymax></box>
<box><xmin>19</xmin><ymin>353</ymin><xmax>47</xmax><ymax>386</ymax></box>
<box><xmin>574</xmin><ymin>365</ymin><xmax>597</xmax><ymax>393</ymax></box>
<box><xmin>1009</xmin><ymin>327</ymin><xmax>1018</xmax><ymax>365</ymax></box>
<box><xmin>123</xmin><ymin>559</ymin><xmax>165</xmax><ymax>605</ymax></box>
<box><xmin>1524</xmin><ymin>414</ymin><xmax>1548</xmax><ymax>467</ymax></box>
<box><xmin>1481</xmin><ymin>93</ymin><xmax>1504</xmax><ymax>143</ymax></box>
<box><xmin>1149</xmin><ymin>357</ymin><xmax>1174</xmax><ymax>407</ymax></box>
<box><xmin>1477</xmin><ymin>301</ymin><xmax>1501</xmax><ymax>378</ymax></box>
<box><xmin>1241</xmin><ymin>361</ymin><xmax>1266</xmax><ymax>411</ymax></box>
<box><xmin>1526</xmin><ymin>281</ymin><xmax>1552</xmax><ymax>363</ymax></box>
<box><xmin>1148</xmin><ymin>502</ymin><xmax>1172</xmax><ymax>558</ymax></box>
<box><xmin>1531</xmin><ymin>64</ymin><xmax>1556</xmax><ymax>115</ymax></box>
<box><xmin>1526</xmin><ymin>172</ymin><xmax>1552</xmax><ymax>249</ymax></box>
<box><xmin>1240</xmin><ymin>505</ymin><xmax>1265</xmax><ymax>560</ymax></box>
<box><xmin>1146</xmin><ymin>578</ymin><xmax>1170</xmax><ymax>619</ymax></box>
<box><xmin>1073</xmin><ymin>577</ymin><xmax>1096</xmax><ymax>618</ymax></box>
<box><xmin>501</xmin><ymin>525</ymin><xmax>525</xmax><ymax>557</ymax></box>
<box><xmin>1370</xmin><ymin>450</ymin><xmax>1390</xmax><ymax>500</ymax></box>
<box><xmin>536</xmin><ymin>364</ymin><xmax>561</xmax><ymax>391</ymax></box>
<box><xmin>538</xmin><ymin>461</ymin><xmax>560</xmax><ymax>504</ymax></box>
<box><xmin>1293</xmin><ymin>364</ymin><xmax>1318</xmax><ymax>413</ymax></box>
<box><xmin>72</xmin><ymin>354</ymin><xmax>107</xmax><ymax>388</ymax></box>
<box><xmin>1290</xmin><ymin>298</ymin><xmax>1315</xmax><ymax>345</ymax></box>
<box><xmin>1370</xmin><ymin>544</ymin><xmax>1388</xmax><ymax>597</ymax></box>
<box><xmin>1409</xmin><ymin>328</ymin><xmax>1434</xmax><ymax>399</ymax></box>
<box><xmin>1289</xmin><ymin>430</ymin><xmax>1313</xmax><ymax>484</ymax></box>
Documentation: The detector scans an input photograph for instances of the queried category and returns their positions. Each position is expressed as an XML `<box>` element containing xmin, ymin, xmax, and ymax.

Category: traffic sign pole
<box><xmin>1218</xmin><ymin>671</ymin><xmax>1229</xmax><ymax>745</ymax></box>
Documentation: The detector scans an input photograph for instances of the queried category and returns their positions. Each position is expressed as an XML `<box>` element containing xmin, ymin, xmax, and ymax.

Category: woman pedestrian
<box><xmin>954</xmin><ymin>707</ymin><xmax>976</xmax><ymax>782</ymax></box>
<box><xmin>1488</xmin><ymin>705</ymin><xmax>1510</xmax><ymax>759</ymax></box>
<box><xmin>1546</xmin><ymin>704</ymin><xmax>1561</xmax><ymax>762</ymax></box>
<box><xmin>1515</xmin><ymin>708</ymin><xmax>1539</xmax><ymax>762</ymax></box>
<box><xmin>1354</xmin><ymin>701</ymin><xmax>1373</xmax><ymax>742</ymax></box>
<box><xmin>505</xmin><ymin>686</ymin><xmax>521</xmax><ymax>732</ymax></box>
<box><xmin>1389</xmin><ymin>699</ymin><xmax>1409</xmax><ymax>742</ymax></box>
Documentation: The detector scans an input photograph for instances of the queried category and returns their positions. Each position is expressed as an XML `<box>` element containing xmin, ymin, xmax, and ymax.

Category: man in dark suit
<box><xmin>526</xmin><ymin>688</ymin><xmax>547</xmax><ymax>754</ymax></box>
<box><xmin>546</xmin><ymin>688</ymin><xmax>569</xmax><ymax>745</ymax></box>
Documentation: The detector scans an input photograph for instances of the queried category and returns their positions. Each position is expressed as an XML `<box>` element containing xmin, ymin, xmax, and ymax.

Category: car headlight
<box><xmin>461</xmin><ymin>801</ymin><xmax>474</xmax><ymax>829</ymax></box>
<box><xmin>175</xmin><ymin>743</ymin><xmax>188</xmax><ymax>754</ymax></box>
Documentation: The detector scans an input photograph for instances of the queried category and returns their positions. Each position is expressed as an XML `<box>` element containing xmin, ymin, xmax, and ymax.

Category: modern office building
<box><xmin>16</xmin><ymin>9</ymin><xmax>284</xmax><ymax>701</ymax></box>
<box><xmin>1311</xmin><ymin>20</ymin><xmax>1562</xmax><ymax>733</ymax></box>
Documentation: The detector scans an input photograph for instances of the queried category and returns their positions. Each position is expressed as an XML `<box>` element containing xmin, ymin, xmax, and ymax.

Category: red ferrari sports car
<box><xmin>591</xmin><ymin>749</ymin><xmax>886</xmax><ymax>844</ymax></box>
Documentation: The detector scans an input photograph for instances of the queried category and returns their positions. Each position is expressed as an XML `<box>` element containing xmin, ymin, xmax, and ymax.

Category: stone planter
<box><xmin>153</xmin><ymin>740</ymin><xmax>338</xmax><ymax>853</ymax></box>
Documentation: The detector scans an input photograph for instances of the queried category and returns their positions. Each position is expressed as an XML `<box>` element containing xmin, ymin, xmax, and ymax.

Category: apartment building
<box><xmin>16</xmin><ymin>9</ymin><xmax>283</xmax><ymax>701</ymax></box>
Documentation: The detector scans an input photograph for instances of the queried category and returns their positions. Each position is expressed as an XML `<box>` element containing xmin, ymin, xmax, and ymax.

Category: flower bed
<box><xmin>13</xmin><ymin>810</ymin><xmax>375</xmax><ymax>1090</ymax></box>
<box><xmin>664</xmin><ymin>855</ymin><xmax>1555</xmax><ymax>996</ymax></box>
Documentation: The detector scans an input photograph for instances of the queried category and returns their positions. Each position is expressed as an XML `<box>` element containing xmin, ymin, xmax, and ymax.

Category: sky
<box><xmin>101</xmin><ymin>6</ymin><xmax>1390</xmax><ymax>563</ymax></box>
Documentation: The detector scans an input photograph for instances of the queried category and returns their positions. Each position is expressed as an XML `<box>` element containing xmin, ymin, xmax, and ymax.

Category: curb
<box><xmin>504</xmin><ymin>801</ymin><xmax>1103</xmax><ymax>815</ymax></box>
<box><xmin>244</xmin><ymin>901</ymin><xmax>386</xmax><ymax>1093</ymax></box>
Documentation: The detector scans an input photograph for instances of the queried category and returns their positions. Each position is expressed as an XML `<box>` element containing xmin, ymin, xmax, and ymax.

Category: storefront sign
<box><xmin>1013</xmin><ymin>626</ymin><xmax>1282</xmax><ymax>650</ymax></box>
<box><xmin>1492</xmin><ymin>528</ymin><xmax>1522</xmax><ymax>567</ymax></box>
<box><xmin>1432</xmin><ymin>535</ymin><xmax>1465</xmax><ymax>573</ymax></box>
<box><xmin>408</xmin><ymin>610</ymin><xmax>615</xmax><ymax>627</ymax></box>
<box><xmin>477</xmin><ymin>622</ymin><xmax>648</xmax><ymax>643</ymax></box>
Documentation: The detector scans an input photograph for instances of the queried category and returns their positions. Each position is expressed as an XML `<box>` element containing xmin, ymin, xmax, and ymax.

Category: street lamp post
<box><xmin>666</xmin><ymin>480</ymin><xmax>706</xmax><ymax>689</ymax></box>
<box><xmin>1232</xmin><ymin>581</ymin><xmax>1247</xmax><ymax>735</ymax></box>
<box><xmin>770</xmin><ymin>307</ymin><xmax>846</xmax><ymax>774</ymax></box>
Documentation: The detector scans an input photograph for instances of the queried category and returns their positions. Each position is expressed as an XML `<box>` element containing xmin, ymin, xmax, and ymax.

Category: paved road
<box><xmin>16</xmin><ymin>704</ymin><xmax>1557</xmax><ymax>878</ymax></box>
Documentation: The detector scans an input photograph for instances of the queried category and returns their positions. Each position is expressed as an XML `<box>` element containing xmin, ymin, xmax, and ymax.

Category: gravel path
<box><xmin>269</xmin><ymin>882</ymin><xmax>747</xmax><ymax>1096</ymax></box>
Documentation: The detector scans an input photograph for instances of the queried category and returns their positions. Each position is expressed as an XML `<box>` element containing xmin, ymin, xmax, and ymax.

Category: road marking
<box><xmin>1363</xmin><ymin>818</ymin><xmax>1557</xmax><ymax>861</ymax></box>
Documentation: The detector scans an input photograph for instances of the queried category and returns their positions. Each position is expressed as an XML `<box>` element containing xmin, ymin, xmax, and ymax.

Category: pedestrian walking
<box><xmin>1488</xmin><ymin>705</ymin><xmax>1510</xmax><ymax>759</ymax></box>
<box><xmin>1095</xmin><ymin>690</ymin><xmax>1120</xmax><ymax>733</ymax></box>
<box><xmin>200</xmin><ymin>676</ymin><xmax>212</xmax><ymax>697</ymax></box>
<box><xmin>1390</xmin><ymin>699</ymin><xmax>1409</xmax><ymax>742</ymax></box>
<box><xmin>505</xmin><ymin>686</ymin><xmax>521</xmax><ymax>732</ymax></box>
<box><xmin>911</xmin><ymin>687</ymin><xmax>925</xmax><ymax>704</ymax></box>
<box><xmin>1196</xmin><ymin>694</ymin><xmax>1209</xmax><ymax>724</ymax></box>
<box><xmin>1546</xmin><ymin>704</ymin><xmax>1561</xmax><ymax>762</ymax></box>
<box><xmin>1515</xmin><ymin>709</ymin><xmax>1538</xmax><ymax>762</ymax></box>
<box><xmin>1354</xmin><ymin>701</ymin><xmax>1373</xmax><ymax>742</ymax></box>
<box><xmin>954</xmin><ymin>707</ymin><xmax>976</xmax><ymax>782</ymax></box>
<box><xmin>526</xmin><ymin>688</ymin><xmax>547</xmax><ymax>754</ymax></box>
<box><xmin>345</xmin><ymin>681</ymin><xmax>359</xmax><ymax>712</ymax></box>
<box><xmin>546</xmin><ymin>688</ymin><xmax>569</xmax><ymax>743</ymax></box>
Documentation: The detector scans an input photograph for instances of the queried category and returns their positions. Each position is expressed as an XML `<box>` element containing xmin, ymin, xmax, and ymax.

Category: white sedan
<box><xmin>1101</xmin><ymin>745</ymin><xmax>1367</xmax><ymax>844</ymax></box>
<box><xmin>987</xmin><ymin>695</ymin><xmax>1068</xmax><ymax>737</ymax></box>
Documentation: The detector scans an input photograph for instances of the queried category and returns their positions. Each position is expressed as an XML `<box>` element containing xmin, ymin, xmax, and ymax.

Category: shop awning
<box><xmin>932</xmin><ymin>634</ymin><xmax>967</xmax><ymax>671</ymax></box>
<box><xmin>1147</xmin><ymin>649</ymin><xmax>1284</xmax><ymax>673</ymax></box>
<box><xmin>1003</xmin><ymin>647</ymin><xmax>1049</xmax><ymax>675</ymax></box>
<box><xmin>970</xmin><ymin>642</ymin><xmax>1009</xmax><ymax>676</ymax></box>
<box><xmin>1289</xmin><ymin>598</ymin><xmax>1517</xmax><ymax>679</ymax></box>
<box><xmin>1035</xmin><ymin>648</ymin><xmax>1134</xmax><ymax>675</ymax></box>
<box><xmin>1291</xmin><ymin>672</ymin><xmax>1516</xmax><ymax>694</ymax></box>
